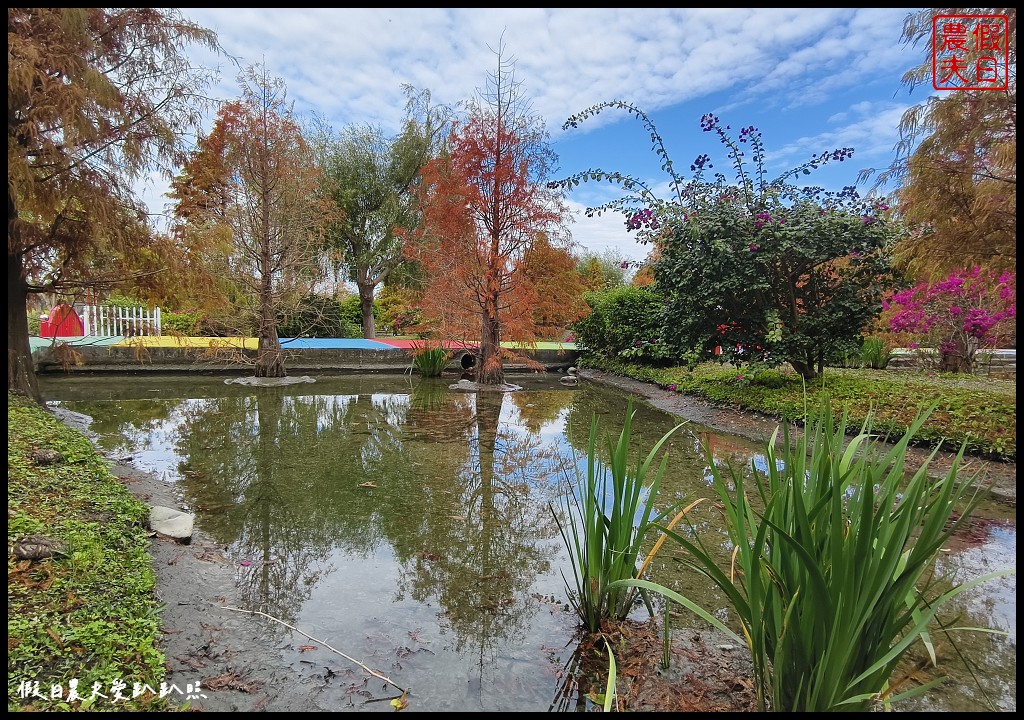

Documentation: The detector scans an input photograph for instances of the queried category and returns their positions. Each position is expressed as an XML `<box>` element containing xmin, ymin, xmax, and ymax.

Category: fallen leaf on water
<box><xmin>297</xmin><ymin>645</ymin><xmax>318</xmax><ymax>652</ymax></box>
<box><xmin>359</xmin><ymin>482</ymin><xmax>377</xmax><ymax>488</ymax></box>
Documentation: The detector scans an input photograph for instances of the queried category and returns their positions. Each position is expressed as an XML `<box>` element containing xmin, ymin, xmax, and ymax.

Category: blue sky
<box><xmin>143</xmin><ymin>8</ymin><xmax>933</xmax><ymax>263</ymax></box>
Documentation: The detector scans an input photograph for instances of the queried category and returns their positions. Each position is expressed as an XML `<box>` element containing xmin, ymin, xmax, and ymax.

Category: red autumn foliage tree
<box><xmin>405</xmin><ymin>47</ymin><xmax>571</xmax><ymax>385</ymax></box>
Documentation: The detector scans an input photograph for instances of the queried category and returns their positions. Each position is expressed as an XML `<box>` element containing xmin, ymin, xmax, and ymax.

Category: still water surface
<box><xmin>39</xmin><ymin>373</ymin><xmax>1015</xmax><ymax>712</ymax></box>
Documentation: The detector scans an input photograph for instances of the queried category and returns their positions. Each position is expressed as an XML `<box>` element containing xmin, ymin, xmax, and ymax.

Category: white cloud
<box><xmin>142</xmin><ymin>9</ymin><xmax>928</xmax><ymax>238</ymax></box>
<box><xmin>770</xmin><ymin>102</ymin><xmax>914</xmax><ymax>173</ymax></box>
<box><xmin>566</xmin><ymin>200</ymin><xmax>651</xmax><ymax>264</ymax></box>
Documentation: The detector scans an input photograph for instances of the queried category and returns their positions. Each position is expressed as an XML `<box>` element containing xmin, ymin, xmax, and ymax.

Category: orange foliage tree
<box><xmin>8</xmin><ymin>8</ymin><xmax>221</xmax><ymax>401</ymax></box>
<box><xmin>519</xmin><ymin>235</ymin><xmax>589</xmax><ymax>340</ymax></box>
<box><xmin>863</xmin><ymin>8</ymin><xmax>1016</xmax><ymax>280</ymax></box>
<box><xmin>169</xmin><ymin>64</ymin><xmax>330</xmax><ymax>377</ymax></box>
<box><xmin>405</xmin><ymin>47</ymin><xmax>571</xmax><ymax>385</ymax></box>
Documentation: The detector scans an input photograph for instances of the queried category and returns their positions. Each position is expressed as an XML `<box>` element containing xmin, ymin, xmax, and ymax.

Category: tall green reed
<box><xmin>614</xmin><ymin>394</ymin><xmax>1011</xmax><ymax>711</ymax></box>
<box><xmin>409</xmin><ymin>340</ymin><xmax>451</xmax><ymax>377</ymax></box>
<box><xmin>861</xmin><ymin>335</ymin><xmax>894</xmax><ymax>369</ymax></box>
<box><xmin>551</xmin><ymin>397</ymin><xmax>686</xmax><ymax>633</ymax></box>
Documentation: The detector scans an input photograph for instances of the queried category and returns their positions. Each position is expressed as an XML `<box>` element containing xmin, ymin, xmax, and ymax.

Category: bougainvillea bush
<box><xmin>885</xmin><ymin>267</ymin><xmax>1016</xmax><ymax>373</ymax></box>
<box><xmin>554</xmin><ymin>102</ymin><xmax>904</xmax><ymax>380</ymax></box>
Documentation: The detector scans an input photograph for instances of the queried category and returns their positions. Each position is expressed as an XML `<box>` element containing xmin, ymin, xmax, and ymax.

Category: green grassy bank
<box><xmin>579</xmin><ymin>359</ymin><xmax>1016</xmax><ymax>462</ymax></box>
<box><xmin>8</xmin><ymin>393</ymin><xmax>171</xmax><ymax>712</ymax></box>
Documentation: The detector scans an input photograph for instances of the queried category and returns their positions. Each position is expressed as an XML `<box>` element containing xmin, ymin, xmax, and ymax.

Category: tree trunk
<box><xmin>358</xmin><ymin>280</ymin><xmax>376</xmax><ymax>339</ymax></box>
<box><xmin>8</xmin><ymin>245</ymin><xmax>42</xmax><ymax>403</ymax></box>
<box><xmin>255</xmin><ymin>333</ymin><xmax>285</xmax><ymax>377</ymax></box>
<box><xmin>255</xmin><ymin>278</ymin><xmax>286</xmax><ymax>378</ymax></box>
<box><xmin>789</xmin><ymin>358</ymin><xmax>817</xmax><ymax>381</ymax></box>
<box><xmin>939</xmin><ymin>334</ymin><xmax>977</xmax><ymax>374</ymax></box>
<box><xmin>477</xmin><ymin>298</ymin><xmax>504</xmax><ymax>386</ymax></box>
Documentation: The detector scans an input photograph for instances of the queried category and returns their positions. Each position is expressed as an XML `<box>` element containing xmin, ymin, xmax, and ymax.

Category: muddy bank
<box><xmin>577</xmin><ymin>369</ymin><xmax>1017</xmax><ymax>507</ymax></box>
<box><xmin>49</xmin><ymin>405</ymin><xmax>319</xmax><ymax>711</ymax></box>
<box><xmin>107</xmin><ymin>462</ymin><xmax>330</xmax><ymax>712</ymax></box>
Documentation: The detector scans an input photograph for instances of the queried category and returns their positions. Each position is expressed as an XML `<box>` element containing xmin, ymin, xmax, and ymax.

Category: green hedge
<box><xmin>570</xmin><ymin>286</ymin><xmax>672</xmax><ymax>364</ymax></box>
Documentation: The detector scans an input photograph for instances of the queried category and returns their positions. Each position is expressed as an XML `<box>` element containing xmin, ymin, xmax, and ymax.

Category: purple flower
<box><xmin>749</xmin><ymin>243</ymin><xmax>760</xmax><ymax>252</ymax></box>
<box><xmin>668</xmin><ymin>383</ymin><xmax>678</xmax><ymax>392</ymax></box>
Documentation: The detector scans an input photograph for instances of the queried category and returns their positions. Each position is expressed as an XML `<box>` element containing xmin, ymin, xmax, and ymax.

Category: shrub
<box><xmin>570</xmin><ymin>286</ymin><xmax>670</xmax><ymax>363</ymax></box>
<box><xmin>161</xmin><ymin>310</ymin><xmax>201</xmax><ymax>335</ymax></box>
<box><xmin>554</xmin><ymin>102</ymin><xmax>902</xmax><ymax>381</ymax></box>
<box><xmin>392</xmin><ymin>306</ymin><xmax>424</xmax><ymax>336</ymax></box>
<box><xmin>375</xmin><ymin>286</ymin><xmax>423</xmax><ymax>335</ymax></box>
<box><xmin>827</xmin><ymin>335</ymin><xmax>894</xmax><ymax>369</ymax></box>
<box><xmin>886</xmin><ymin>267</ymin><xmax>1016</xmax><ymax>374</ymax></box>
<box><xmin>409</xmin><ymin>341</ymin><xmax>450</xmax><ymax>377</ymax></box>
<box><xmin>277</xmin><ymin>294</ymin><xmax>357</xmax><ymax>338</ymax></box>
<box><xmin>339</xmin><ymin>294</ymin><xmax>377</xmax><ymax>335</ymax></box>
<box><xmin>860</xmin><ymin>335</ymin><xmax>894</xmax><ymax>369</ymax></box>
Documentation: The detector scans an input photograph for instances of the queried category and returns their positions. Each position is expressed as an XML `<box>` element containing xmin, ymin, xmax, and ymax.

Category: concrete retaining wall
<box><xmin>32</xmin><ymin>344</ymin><xmax>579</xmax><ymax>375</ymax></box>
<box><xmin>886</xmin><ymin>348</ymin><xmax>1016</xmax><ymax>375</ymax></box>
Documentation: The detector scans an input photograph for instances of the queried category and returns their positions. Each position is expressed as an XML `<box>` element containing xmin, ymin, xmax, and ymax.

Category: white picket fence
<box><xmin>77</xmin><ymin>304</ymin><xmax>162</xmax><ymax>337</ymax></box>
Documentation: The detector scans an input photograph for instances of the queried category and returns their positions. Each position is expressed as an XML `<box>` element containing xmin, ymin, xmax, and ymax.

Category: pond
<box><xmin>38</xmin><ymin>372</ymin><xmax>1016</xmax><ymax>712</ymax></box>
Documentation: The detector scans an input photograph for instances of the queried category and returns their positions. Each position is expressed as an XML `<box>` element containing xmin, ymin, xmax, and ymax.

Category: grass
<box><xmin>579</xmin><ymin>357</ymin><xmax>1016</xmax><ymax>461</ymax></box>
<box><xmin>7</xmin><ymin>392</ymin><xmax>172</xmax><ymax>712</ymax></box>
